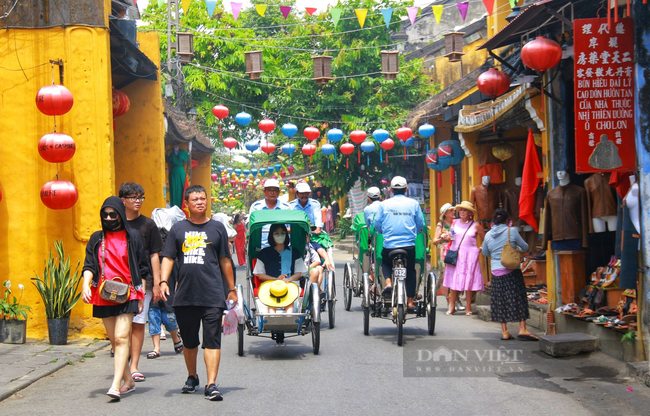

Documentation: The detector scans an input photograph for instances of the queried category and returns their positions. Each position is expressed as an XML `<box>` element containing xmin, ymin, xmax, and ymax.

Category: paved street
<box><xmin>1</xmin><ymin>251</ymin><xmax>650</xmax><ymax>416</ymax></box>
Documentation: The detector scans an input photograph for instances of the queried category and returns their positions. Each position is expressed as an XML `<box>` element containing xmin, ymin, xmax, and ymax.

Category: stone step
<box><xmin>539</xmin><ymin>333</ymin><xmax>600</xmax><ymax>357</ymax></box>
<box><xmin>626</xmin><ymin>361</ymin><xmax>650</xmax><ymax>387</ymax></box>
<box><xmin>475</xmin><ymin>305</ymin><xmax>491</xmax><ymax>322</ymax></box>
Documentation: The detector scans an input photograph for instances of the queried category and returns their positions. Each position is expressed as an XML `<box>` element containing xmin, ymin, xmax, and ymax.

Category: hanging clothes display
<box><xmin>166</xmin><ymin>147</ymin><xmax>188</xmax><ymax>208</ymax></box>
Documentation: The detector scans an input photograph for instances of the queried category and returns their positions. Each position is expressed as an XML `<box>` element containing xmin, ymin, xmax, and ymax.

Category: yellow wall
<box><xmin>114</xmin><ymin>32</ymin><xmax>165</xmax><ymax>215</ymax></box>
<box><xmin>0</xmin><ymin>26</ymin><xmax>114</xmax><ymax>339</ymax></box>
<box><xmin>432</xmin><ymin>39</ymin><xmax>488</xmax><ymax>89</ymax></box>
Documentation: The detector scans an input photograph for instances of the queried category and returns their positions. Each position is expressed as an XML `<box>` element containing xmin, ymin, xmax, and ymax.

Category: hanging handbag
<box><xmin>444</xmin><ymin>221</ymin><xmax>473</xmax><ymax>266</ymax></box>
<box><xmin>478</xmin><ymin>148</ymin><xmax>504</xmax><ymax>184</ymax></box>
<box><xmin>500</xmin><ymin>227</ymin><xmax>522</xmax><ymax>269</ymax></box>
<box><xmin>98</xmin><ymin>235</ymin><xmax>131</xmax><ymax>304</ymax></box>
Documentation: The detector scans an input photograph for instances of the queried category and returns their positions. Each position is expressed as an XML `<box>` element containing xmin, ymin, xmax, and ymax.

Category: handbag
<box><xmin>500</xmin><ymin>227</ymin><xmax>521</xmax><ymax>269</ymax></box>
<box><xmin>478</xmin><ymin>149</ymin><xmax>504</xmax><ymax>184</ymax></box>
<box><xmin>444</xmin><ymin>221</ymin><xmax>473</xmax><ymax>266</ymax></box>
<box><xmin>98</xmin><ymin>235</ymin><xmax>131</xmax><ymax>304</ymax></box>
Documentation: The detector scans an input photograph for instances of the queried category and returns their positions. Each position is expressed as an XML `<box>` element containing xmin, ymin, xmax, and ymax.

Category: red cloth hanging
<box><xmin>518</xmin><ymin>129</ymin><xmax>542</xmax><ymax>231</ymax></box>
<box><xmin>450</xmin><ymin>166</ymin><xmax>455</xmax><ymax>185</ymax></box>
<box><xmin>437</xmin><ymin>171</ymin><xmax>442</xmax><ymax>188</ymax></box>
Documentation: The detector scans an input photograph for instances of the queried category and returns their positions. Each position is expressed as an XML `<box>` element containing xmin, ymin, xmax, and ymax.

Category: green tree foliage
<box><xmin>141</xmin><ymin>0</ymin><xmax>438</xmax><ymax>199</ymax></box>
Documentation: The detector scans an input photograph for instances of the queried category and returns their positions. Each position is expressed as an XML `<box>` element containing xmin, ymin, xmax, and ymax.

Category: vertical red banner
<box><xmin>573</xmin><ymin>17</ymin><xmax>635</xmax><ymax>173</ymax></box>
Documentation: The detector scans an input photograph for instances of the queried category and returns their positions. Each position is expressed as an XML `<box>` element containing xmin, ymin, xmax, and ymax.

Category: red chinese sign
<box><xmin>574</xmin><ymin>18</ymin><xmax>635</xmax><ymax>173</ymax></box>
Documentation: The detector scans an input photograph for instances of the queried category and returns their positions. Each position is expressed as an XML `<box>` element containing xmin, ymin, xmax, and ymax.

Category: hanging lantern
<box><xmin>321</xmin><ymin>143</ymin><xmax>336</xmax><ymax>168</ymax></box>
<box><xmin>439</xmin><ymin>140</ymin><xmax>465</xmax><ymax>185</ymax></box>
<box><xmin>426</xmin><ymin>149</ymin><xmax>452</xmax><ymax>188</ymax></box>
<box><xmin>245</xmin><ymin>50</ymin><xmax>264</xmax><ymax>79</ymax></box>
<box><xmin>245</xmin><ymin>140</ymin><xmax>259</xmax><ymax>152</ymax></box>
<box><xmin>443</xmin><ymin>32</ymin><xmax>465</xmax><ymax>62</ymax></box>
<box><xmin>211</xmin><ymin>173</ymin><xmax>218</xmax><ymax>182</ymax></box>
<box><xmin>212</xmin><ymin>104</ymin><xmax>229</xmax><ymax>141</ymax></box>
<box><xmin>267</xmin><ymin>165</ymin><xmax>275</xmax><ymax>175</ymax></box>
<box><xmin>350</xmin><ymin>130</ymin><xmax>366</xmax><ymax>145</ymax></box>
<box><xmin>36</xmin><ymin>85</ymin><xmax>74</xmax><ymax>116</ymax></box>
<box><xmin>223</xmin><ymin>137</ymin><xmax>238</xmax><ymax>150</ymax></box>
<box><xmin>251</xmin><ymin>168</ymin><xmax>258</xmax><ymax>176</ymax></box>
<box><xmin>235</xmin><ymin>112</ymin><xmax>252</xmax><ymax>126</ymax></box>
<box><xmin>492</xmin><ymin>142</ymin><xmax>515</xmax><ymax>161</ymax></box>
<box><xmin>259</xmin><ymin>119</ymin><xmax>276</xmax><ymax>134</ymax></box>
<box><xmin>380</xmin><ymin>138</ymin><xmax>394</xmax><ymax>163</ymax></box>
<box><xmin>288</xmin><ymin>166</ymin><xmax>295</xmax><ymax>174</ymax></box>
<box><xmin>280</xmin><ymin>170</ymin><xmax>286</xmax><ymax>178</ymax></box>
<box><xmin>40</xmin><ymin>180</ymin><xmax>78</xmax><ymax>210</ymax></box>
<box><xmin>340</xmin><ymin>143</ymin><xmax>355</xmax><ymax>168</ymax></box>
<box><xmin>372</xmin><ymin>129</ymin><xmax>389</xmax><ymax>143</ymax></box>
<box><xmin>282</xmin><ymin>143</ymin><xmax>296</xmax><ymax>156</ymax></box>
<box><xmin>327</xmin><ymin>128</ymin><xmax>343</xmax><ymax>143</ymax></box>
<box><xmin>261</xmin><ymin>142</ymin><xmax>276</xmax><ymax>154</ymax></box>
<box><xmin>281</xmin><ymin>123</ymin><xmax>298</xmax><ymax>138</ymax></box>
<box><xmin>302</xmin><ymin>143</ymin><xmax>317</xmax><ymax>168</ymax></box>
<box><xmin>304</xmin><ymin>126</ymin><xmax>320</xmax><ymax>142</ymax></box>
<box><xmin>312</xmin><ymin>56</ymin><xmax>333</xmax><ymax>85</ymax></box>
<box><xmin>360</xmin><ymin>140</ymin><xmax>375</xmax><ymax>165</ymax></box>
<box><xmin>418</xmin><ymin>123</ymin><xmax>435</xmax><ymax>139</ymax></box>
<box><xmin>521</xmin><ymin>37</ymin><xmax>562</xmax><ymax>72</ymax></box>
<box><xmin>112</xmin><ymin>88</ymin><xmax>130</xmax><ymax>130</ymax></box>
<box><xmin>380</xmin><ymin>50</ymin><xmax>399</xmax><ymax>80</ymax></box>
<box><xmin>477</xmin><ymin>68</ymin><xmax>511</xmax><ymax>99</ymax></box>
<box><xmin>38</xmin><ymin>133</ymin><xmax>76</xmax><ymax>163</ymax></box>
<box><xmin>177</xmin><ymin>32</ymin><xmax>195</xmax><ymax>63</ymax></box>
<box><xmin>395</xmin><ymin>127</ymin><xmax>412</xmax><ymax>141</ymax></box>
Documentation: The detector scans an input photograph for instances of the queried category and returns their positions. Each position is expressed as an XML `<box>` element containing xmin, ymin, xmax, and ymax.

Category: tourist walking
<box><xmin>432</xmin><ymin>203</ymin><xmax>464</xmax><ymax>311</ymax></box>
<box><xmin>233</xmin><ymin>214</ymin><xmax>247</xmax><ymax>267</ymax></box>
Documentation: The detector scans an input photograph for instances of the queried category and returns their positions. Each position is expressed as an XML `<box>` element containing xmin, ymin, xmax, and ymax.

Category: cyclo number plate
<box><xmin>394</xmin><ymin>268</ymin><xmax>407</xmax><ymax>279</ymax></box>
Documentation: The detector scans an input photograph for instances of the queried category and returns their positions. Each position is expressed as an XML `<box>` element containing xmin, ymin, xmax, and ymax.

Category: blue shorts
<box><xmin>148</xmin><ymin>307</ymin><xmax>179</xmax><ymax>336</ymax></box>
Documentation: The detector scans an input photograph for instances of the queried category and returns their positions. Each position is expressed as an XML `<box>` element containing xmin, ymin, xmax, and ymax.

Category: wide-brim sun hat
<box><xmin>455</xmin><ymin>201</ymin><xmax>477</xmax><ymax>217</ymax></box>
<box><xmin>439</xmin><ymin>203</ymin><xmax>455</xmax><ymax>221</ymax></box>
<box><xmin>258</xmin><ymin>280</ymin><xmax>299</xmax><ymax>308</ymax></box>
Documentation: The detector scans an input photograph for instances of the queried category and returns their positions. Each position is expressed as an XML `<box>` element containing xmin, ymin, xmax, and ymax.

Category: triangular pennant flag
<box><xmin>355</xmin><ymin>9</ymin><xmax>368</xmax><ymax>28</ymax></box>
<box><xmin>305</xmin><ymin>7</ymin><xmax>317</xmax><ymax>16</ymax></box>
<box><xmin>231</xmin><ymin>2</ymin><xmax>242</xmax><ymax>21</ymax></box>
<box><xmin>158</xmin><ymin>0</ymin><xmax>165</xmax><ymax>8</ymax></box>
<box><xmin>406</xmin><ymin>7</ymin><xmax>418</xmax><ymax>25</ymax></box>
<box><xmin>509</xmin><ymin>0</ymin><xmax>517</xmax><ymax>8</ymax></box>
<box><xmin>181</xmin><ymin>0</ymin><xmax>191</xmax><ymax>12</ymax></box>
<box><xmin>457</xmin><ymin>2</ymin><xmax>469</xmax><ymax>22</ymax></box>
<box><xmin>279</xmin><ymin>6</ymin><xmax>291</xmax><ymax>19</ymax></box>
<box><xmin>331</xmin><ymin>8</ymin><xmax>342</xmax><ymax>27</ymax></box>
<box><xmin>431</xmin><ymin>5</ymin><xmax>443</xmax><ymax>25</ymax></box>
<box><xmin>255</xmin><ymin>4</ymin><xmax>267</xmax><ymax>17</ymax></box>
<box><xmin>381</xmin><ymin>8</ymin><xmax>393</xmax><ymax>28</ymax></box>
<box><xmin>482</xmin><ymin>0</ymin><xmax>495</xmax><ymax>16</ymax></box>
<box><xmin>205</xmin><ymin>0</ymin><xmax>217</xmax><ymax>17</ymax></box>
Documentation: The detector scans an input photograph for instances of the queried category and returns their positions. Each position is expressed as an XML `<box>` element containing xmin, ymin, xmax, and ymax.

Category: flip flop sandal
<box><xmin>517</xmin><ymin>334</ymin><xmax>538</xmax><ymax>341</ymax></box>
<box><xmin>501</xmin><ymin>334</ymin><xmax>515</xmax><ymax>340</ymax></box>
<box><xmin>106</xmin><ymin>388</ymin><xmax>120</xmax><ymax>400</ymax></box>
<box><xmin>147</xmin><ymin>351</ymin><xmax>161</xmax><ymax>359</ymax></box>
<box><xmin>174</xmin><ymin>341</ymin><xmax>184</xmax><ymax>354</ymax></box>
<box><xmin>131</xmin><ymin>372</ymin><xmax>146</xmax><ymax>382</ymax></box>
<box><xmin>120</xmin><ymin>385</ymin><xmax>136</xmax><ymax>395</ymax></box>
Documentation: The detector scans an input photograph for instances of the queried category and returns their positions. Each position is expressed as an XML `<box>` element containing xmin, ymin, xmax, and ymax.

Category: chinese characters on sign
<box><xmin>574</xmin><ymin>18</ymin><xmax>635</xmax><ymax>173</ymax></box>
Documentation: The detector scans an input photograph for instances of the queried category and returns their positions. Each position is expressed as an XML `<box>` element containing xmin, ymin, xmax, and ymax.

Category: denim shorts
<box><xmin>148</xmin><ymin>307</ymin><xmax>178</xmax><ymax>335</ymax></box>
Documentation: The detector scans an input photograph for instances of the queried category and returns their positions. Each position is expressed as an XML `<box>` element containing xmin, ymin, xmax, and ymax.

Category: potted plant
<box><xmin>32</xmin><ymin>240</ymin><xmax>82</xmax><ymax>345</ymax></box>
<box><xmin>0</xmin><ymin>280</ymin><xmax>32</xmax><ymax>344</ymax></box>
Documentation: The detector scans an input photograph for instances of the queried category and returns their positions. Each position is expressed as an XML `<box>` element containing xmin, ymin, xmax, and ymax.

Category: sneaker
<box><xmin>181</xmin><ymin>375</ymin><xmax>200</xmax><ymax>394</ymax></box>
<box><xmin>455</xmin><ymin>300</ymin><xmax>466</xmax><ymax>311</ymax></box>
<box><xmin>204</xmin><ymin>384</ymin><xmax>223</xmax><ymax>401</ymax></box>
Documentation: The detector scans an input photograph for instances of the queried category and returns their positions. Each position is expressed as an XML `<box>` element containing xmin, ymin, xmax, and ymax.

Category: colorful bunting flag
<box><xmin>279</xmin><ymin>6</ymin><xmax>291</xmax><ymax>19</ymax></box>
<box><xmin>482</xmin><ymin>0</ymin><xmax>495</xmax><ymax>16</ymax></box>
<box><xmin>381</xmin><ymin>8</ymin><xmax>393</xmax><ymax>28</ymax></box>
<box><xmin>205</xmin><ymin>0</ymin><xmax>216</xmax><ymax>17</ymax></box>
<box><xmin>432</xmin><ymin>5</ymin><xmax>443</xmax><ymax>25</ymax></box>
<box><xmin>406</xmin><ymin>6</ymin><xmax>418</xmax><ymax>25</ymax></box>
<box><xmin>457</xmin><ymin>2</ymin><xmax>469</xmax><ymax>22</ymax></box>
<box><xmin>355</xmin><ymin>9</ymin><xmax>368</xmax><ymax>28</ymax></box>
<box><xmin>231</xmin><ymin>2</ymin><xmax>242</xmax><ymax>21</ymax></box>
<box><xmin>330</xmin><ymin>8</ymin><xmax>342</xmax><ymax>27</ymax></box>
<box><xmin>181</xmin><ymin>0</ymin><xmax>191</xmax><ymax>12</ymax></box>
<box><xmin>305</xmin><ymin>7</ymin><xmax>317</xmax><ymax>16</ymax></box>
<box><xmin>255</xmin><ymin>4</ymin><xmax>267</xmax><ymax>17</ymax></box>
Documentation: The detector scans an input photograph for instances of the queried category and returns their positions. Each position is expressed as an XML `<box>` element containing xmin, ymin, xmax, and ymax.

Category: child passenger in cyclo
<box><xmin>253</xmin><ymin>224</ymin><xmax>307</xmax><ymax>313</ymax></box>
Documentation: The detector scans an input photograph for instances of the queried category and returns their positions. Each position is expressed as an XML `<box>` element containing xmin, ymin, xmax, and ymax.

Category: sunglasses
<box><xmin>101</xmin><ymin>211</ymin><xmax>119</xmax><ymax>220</ymax></box>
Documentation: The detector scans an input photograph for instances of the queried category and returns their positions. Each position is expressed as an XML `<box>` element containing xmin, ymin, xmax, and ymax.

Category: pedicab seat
<box><xmin>251</xmin><ymin>258</ymin><xmax>305</xmax><ymax>297</ymax></box>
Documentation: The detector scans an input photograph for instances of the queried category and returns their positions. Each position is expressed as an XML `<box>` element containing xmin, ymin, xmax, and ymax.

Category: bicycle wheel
<box><xmin>312</xmin><ymin>321</ymin><xmax>320</xmax><ymax>355</ymax></box>
<box><xmin>397</xmin><ymin>304</ymin><xmax>404</xmax><ymax>346</ymax></box>
<box><xmin>237</xmin><ymin>323</ymin><xmax>245</xmax><ymax>356</ymax></box>
<box><xmin>343</xmin><ymin>263</ymin><xmax>353</xmax><ymax>311</ymax></box>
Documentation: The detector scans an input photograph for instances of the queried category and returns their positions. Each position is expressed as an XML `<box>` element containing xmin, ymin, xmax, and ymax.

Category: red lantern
<box><xmin>261</xmin><ymin>142</ymin><xmax>276</xmax><ymax>154</ymax></box>
<box><xmin>302</xmin><ymin>143</ymin><xmax>317</xmax><ymax>168</ymax></box>
<box><xmin>259</xmin><ymin>119</ymin><xmax>276</xmax><ymax>134</ymax></box>
<box><xmin>191</xmin><ymin>159</ymin><xmax>199</xmax><ymax>169</ymax></box>
<box><xmin>303</xmin><ymin>126</ymin><xmax>320</xmax><ymax>142</ymax></box>
<box><xmin>223</xmin><ymin>138</ymin><xmax>238</xmax><ymax>150</ymax></box>
<box><xmin>380</xmin><ymin>138</ymin><xmax>394</xmax><ymax>163</ymax></box>
<box><xmin>40</xmin><ymin>180</ymin><xmax>78</xmax><ymax>210</ymax></box>
<box><xmin>212</xmin><ymin>104</ymin><xmax>229</xmax><ymax>120</ymax></box>
<box><xmin>350</xmin><ymin>130</ymin><xmax>367</xmax><ymax>144</ymax></box>
<box><xmin>36</xmin><ymin>85</ymin><xmax>74</xmax><ymax>116</ymax></box>
<box><xmin>521</xmin><ymin>37</ymin><xmax>562</xmax><ymax>72</ymax></box>
<box><xmin>395</xmin><ymin>127</ymin><xmax>412</xmax><ymax>141</ymax></box>
<box><xmin>38</xmin><ymin>133</ymin><xmax>76</xmax><ymax>163</ymax></box>
<box><xmin>477</xmin><ymin>68</ymin><xmax>511</xmax><ymax>99</ymax></box>
<box><xmin>112</xmin><ymin>88</ymin><xmax>130</xmax><ymax>118</ymax></box>
<box><xmin>221</xmin><ymin>177</ymin><xmax>228</xmax><ymax>186</ymax></box>
<box><xmin>340</xmin><ymin>143</ymin><xmax>355</xmax><ymax>168</ymax></box>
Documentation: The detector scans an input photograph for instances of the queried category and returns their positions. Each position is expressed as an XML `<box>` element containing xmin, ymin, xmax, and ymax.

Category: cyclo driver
<box><xmin>373</xmin><ymin>176</ymin><xmax>424</xmax><ymax>312</ymax></box>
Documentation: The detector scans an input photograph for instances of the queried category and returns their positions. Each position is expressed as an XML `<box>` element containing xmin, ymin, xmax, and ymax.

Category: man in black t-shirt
<box><xmin>160</xmin><ymin>185</ymin><xmax>236</xmax><ymax>401</ymax></box>
<box><xmin>120</xmin><ymin>182</ymin><xmax>165</xmax><ymax>383</ymax></box>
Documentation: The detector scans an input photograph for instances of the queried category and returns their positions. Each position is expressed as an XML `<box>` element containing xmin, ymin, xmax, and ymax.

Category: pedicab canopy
<box><xmin>247</xmin><ymin>210</ymin><xmax>311</xmax><ymax>265</ymax></box>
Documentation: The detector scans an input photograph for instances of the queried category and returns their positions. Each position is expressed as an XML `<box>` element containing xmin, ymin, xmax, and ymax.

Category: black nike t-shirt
<box><xmin>127</xmin><ymin>215</ymin><xmax>163</xmax><ymax>289</ymax></box>
<box><xmin>161</xmin><ymin>219</ymin><xmax>231</xmax><ymax>308</ymax></box>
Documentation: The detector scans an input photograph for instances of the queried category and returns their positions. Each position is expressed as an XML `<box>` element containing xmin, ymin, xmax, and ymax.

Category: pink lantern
<box><xmin>211</xmin><ymin>173</ymin><xmax>218</xmax><ymax>182</ymax></box>
<box><xmin>350</xmin><ymin>130</ymin><xmax>367</xmax><ymax>145</ymax></box>
<box><xmin>280</xmin><ymin>170</ymin><xmax>286</xmax><ymax>178</ymax></box>
<box><xmin>259</xmin><ymin>119</ymin><xmax>276</xmax><ymax>133</ymax></box>
<box><xmin>303</xmin><ymin>126</ymin><xmax>320</xmax><ymax>142</ymax></box>
<box><xmin>288</xmin><ymin>166</ymin><xmax>295</xmax><ymax>174</ymax></box>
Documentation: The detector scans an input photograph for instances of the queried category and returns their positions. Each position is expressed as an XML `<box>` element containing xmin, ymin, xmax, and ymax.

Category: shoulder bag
<box><xmin>444</xmin><ymin>221</ymin><xmax>474</xmax><ymax>266</ymax></box>
<box><xmin>500</xmin><ymin>227</ymin><xmax>522</xmax><ymax>269</ymax></box>
<box><xmin>98</xmin><ymin>235</ymin><xmax>131</xmax><ymax>304</ymax></box>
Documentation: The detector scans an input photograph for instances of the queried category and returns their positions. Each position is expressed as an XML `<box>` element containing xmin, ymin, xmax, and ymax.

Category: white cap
<box><xmin>367</xmin><ymin>187</ymin><xmax>381</xmax><ymax>198</ymax></box>
<box><xmin>391</xmin><ymin>176</ymin><xmax>407</xmax><ymax>189</ymax></box>
<box><xmin>295</xmin><ymin>182</ymin><xmax>311</xmax><ymax>193</ymax></box>
<box><xmin>264</xmin><ymin>179</ymin><xmax>280</xmax><ymax>189</ymax></box>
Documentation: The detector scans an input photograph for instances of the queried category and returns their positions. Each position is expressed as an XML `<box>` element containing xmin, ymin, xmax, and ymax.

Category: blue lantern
<box><xmin>245</xmin><ymin>140</ymin><xmax>259</xmax><ymax>152</ymax></box>
<box><xmin>251</xmin><ymin>168</ymin><xmax>258</xmax><ymax>177</ymax></box>
<box><xmin>235</xmin><ymin>112</ymin><xmax>252</xmax><ymax>126</ymax></box>
<box><xmin>321</xmin><ymin>143</ymin><xmax>336</xmax><ymax>168</ymax></box>
<box><xmin>267</xmin><ymin>166</ymin><xmax>275</xmax><ymax>175</ymax></box>
<box><xmin>418</xmin><ymin>123</ymin><xmax>435</xmax><ymax>138</ymax></box>
<box><xmin>360</xmin><ymin>140</ymin><xmax>375</xmax><ymax>165</ymax></box>
<box><xmin>259</xmin><ymin>167</ymin><xmax>267</xmax><ymax>176</ymax></box>
<box><xmin>281</xmin><ymin>123</ymin><xmax>298</xmax><ymax>138</ymax></box>
<box><xmin>281</xmin><ymin>143</ymin><xmax>296</xmax><ymax>156</ymax></box>
<box><xmin>401</xmin><ymin>137</ymin><xmax>414</xmax><ymax>147</ymax></box>
<box><xmin>227</xmin><ymin>167</ymin><xmax>234</xmax><ymax>174</ymax></box>
<box><xmin>274</xmin><ymin>163</ymin><xmax>282</xmax><ymax>172</ymax></box>
<box><xmin>243</xmin><ymin>169</ymin><xmax>250</xmax><ymax>176</ymax></box>
<box><xmin>234</xmin><ymin>169</ymin><xmax>242</xmax><ymax>175</ymax></box>
<box><xmin>217</xmin><ymin>165</ymin><xmax>225</xmax><ymax>173</ymax></box>
<box><xmin>327</xmin><ymin>128</ymin><xmax>343</xmax><ymax>143</ymax></box>
<box><xmin>372</xmin><ymin>129</ymin><xmax>389</xmax><ymax>143</ymax></box>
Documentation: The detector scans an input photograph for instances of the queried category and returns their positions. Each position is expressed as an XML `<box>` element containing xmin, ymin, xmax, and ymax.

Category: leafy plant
<box><xmin>32</xmin><ymin>240</ymin><xmax>82</xmax><ymax>319</ymax></box>
<box><xmin>334</xmin><ymin>216</ymin><xmax>353</xmax><ymax>240</ymax></box>
<box><xmin>0</xmin><ymin>280</ymin><xmax>31</xmax><ymax>320</ymax></box>
<box><xmin>621</xmin><ymin>330</ymin><xmax>637</xmax><ymax>345</ymax></box>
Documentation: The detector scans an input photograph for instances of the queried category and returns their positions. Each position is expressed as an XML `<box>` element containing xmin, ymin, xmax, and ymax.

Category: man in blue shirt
<box><xmin>248</xmin><ymin>179</ymin><xmax>289</xmax><ymax>248</ymax></box>
<box><xmin>363</xmin><ymin>186</ymin><xmax>382</xmax><ymax>229</ymax></box>
<box><xmin>374</xmin><ymin>176</ymin><xmax>425</xmax><ymax>311</ymax></box>
<box><xmin>288</xmin><ymin>182</ymin><xmax>323</xmax><ymax>234</ymax></box>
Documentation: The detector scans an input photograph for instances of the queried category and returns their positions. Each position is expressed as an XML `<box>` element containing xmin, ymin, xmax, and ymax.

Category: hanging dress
<box><xmin>166</xmin><ymin>149</ymin><xmax>188</xmax><ymax>208</ymax></box>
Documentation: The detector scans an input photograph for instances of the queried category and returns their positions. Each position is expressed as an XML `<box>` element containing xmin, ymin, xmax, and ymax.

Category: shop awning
<box><xmin>454</xmin><ymin>84</ymin><xmax>538</xmax><ymax>133</ymax></box>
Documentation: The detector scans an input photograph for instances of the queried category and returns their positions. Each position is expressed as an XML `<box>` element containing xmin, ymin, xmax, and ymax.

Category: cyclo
<box><xmin>234</xmin><ymin>210</ymin><xmax>322</xmax><ymax>356</ymax></box>
<box><xmin>342</xmin><ymin>212</ymin><xmax>371</xmax><ymax>311</ymax></box>
<box><xmin>351</xmin><ymin>214</ymin><xmax>437</xmax><ymax>346</ymax></box>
